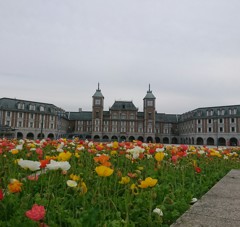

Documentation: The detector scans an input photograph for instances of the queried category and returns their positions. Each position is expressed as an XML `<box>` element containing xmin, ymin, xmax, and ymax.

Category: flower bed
<box><xmin>1</xmin><ymin>138</ymin><xmax>240</xmax><ymax>226</ymax></box>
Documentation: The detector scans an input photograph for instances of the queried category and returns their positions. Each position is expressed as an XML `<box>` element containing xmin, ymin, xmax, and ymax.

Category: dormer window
<box><xmin>17</xmin><ymin>103</ymin><xmax>25</xmax><ymax>110</ymax></box>
<box><xmin>29</xmin><ymin>104</ymin><xmax>35</xmax><ymax>111</ymax></box>
<box><xmin>40</xmin><ymin>106</ymin><xmax>45</xmax><ymax>111</ymax></box>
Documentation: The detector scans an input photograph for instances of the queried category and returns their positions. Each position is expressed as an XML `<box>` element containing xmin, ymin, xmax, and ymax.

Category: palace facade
<box><xmin>1</xmin><ymin>85</ymin><xmax>240</xmax><ymax>146</ymax></box>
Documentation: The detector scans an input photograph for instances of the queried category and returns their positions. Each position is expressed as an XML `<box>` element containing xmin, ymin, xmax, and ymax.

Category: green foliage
<box><xmin>1</xmin><ymin>139</ymin><xmax>240</xmax><ymax>226</ymax></box>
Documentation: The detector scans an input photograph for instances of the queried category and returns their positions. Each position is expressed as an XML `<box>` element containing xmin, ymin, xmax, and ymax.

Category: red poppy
<box><xmin>40</xmin><ymin>160</ymin><xmax>49</xmax><ymax>168</ymax></box>
<box><xmin>0</xmin><ymin>189</ymin><xmax>4</xmax><ymax>200</ymax></box>
<box><xmin>149</xmin><ymin>148</ymin><xmax>155</xmax><ymax>154</ymax></box>
<box><xmin>195</xmin><ymin>166</ymin><xmax>202</xmax><ymax>173</ymax></box>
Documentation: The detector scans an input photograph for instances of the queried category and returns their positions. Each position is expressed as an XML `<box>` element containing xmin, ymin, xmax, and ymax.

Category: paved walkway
<box><xmin>171</xmin><ymin>169</ymin><xmax>240</xmax><ymax>227</ymax></box>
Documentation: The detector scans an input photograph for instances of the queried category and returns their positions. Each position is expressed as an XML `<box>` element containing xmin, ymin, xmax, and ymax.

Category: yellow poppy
<box><xmin>119</xmin><ymin>176</ymin><xmax>130</xmax><ymax>184</ymax></box>
<box><xmin>95</xmin><ymin>165</ymin><xmax>114</xmax><ymax>177</ymax></box>
<box><xmin>155</xmin><ymin>152</ymin><xmax>165</xmax><ymax>162</ymax></box>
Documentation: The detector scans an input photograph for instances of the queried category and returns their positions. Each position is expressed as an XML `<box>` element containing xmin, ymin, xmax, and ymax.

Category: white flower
<box><xmin>153</xmin><ymin>208</ymin><xmax>163</xmax><ymax>216</ymax></box>
<box><xmin>88</xmin><ymin>142</ymin><xmax>94</xmax><ymax>147</ymax></box>
<box><xmin>191</xmin><ymin>198</ymin><xmax>198</xmax><ymax>204</ymax></box>
<box><xmin>156</xmin><ymin>148</ymin><xmax>165</xmax><ymax>152</ymax></box>
<box><xmin>57</xmin><ymin>142</ymin><xmax>65</xmax><ymax>152</ymax></box>
<box><xmin>46</xmin><ymin>160</ymin><xmax>71</xmax><ymax>171</ymax></box>
<box><xmin>19</xmin><ymin>139</ymin><xmax>25</xmax><ymax>144</ymax></box>
<box><xmin>147</xmin><ymin>154</ymin><xmax>153</xmax><ymax>159</ymax></box>
<box><xmin>77</xmin><ymin>146</ymin><xmax>85</xmax><ymax>151</ymax></box>
<box><xmin>18</xmin><ymin>159</ymin><xmax>41</xmax><ymax>171</ymax></box>
<box><xmin>66</xmin><ymin>180</ymin><xmax>77</xmax><ymax>187</ymax></box>
<box><xmin>132</xmin><ymin>151</ymin><xmax>140</xmax><ymax>159</ymax></box>
<box><xmin>198</xmin><ymin>150</ymin><xmax>205</xmax><ymax>155</ymax></box>
<box><xmin>106</xmin><ymin>143</ymin><xmax>113</xmax><ymax>148</ymax></box>
<box><xmin>16</xmin><ymin>144</ymin><xmax>23</xmax><ymax>150</ymax></box>
<box><xmin>223</xmin><ymin>155</ymin><xmax>229</xmax><ymax>160</ymax></box>
<box><xmin>30</xmin><ymin>148</ymin><xmax>36</xmax><ymax>151</ymax></box>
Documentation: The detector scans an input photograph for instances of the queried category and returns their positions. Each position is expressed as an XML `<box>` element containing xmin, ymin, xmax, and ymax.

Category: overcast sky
<box><xmin>1</xmin><ymin>0</ymin><xmax>240</xmax><ymax>114</ymax></box>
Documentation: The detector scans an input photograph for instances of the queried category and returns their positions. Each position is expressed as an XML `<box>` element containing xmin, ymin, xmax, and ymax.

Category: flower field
<box><xmin>1</xmin><ymin>138</ymin><xmax>240</xmax><ymax>227</ymax></box>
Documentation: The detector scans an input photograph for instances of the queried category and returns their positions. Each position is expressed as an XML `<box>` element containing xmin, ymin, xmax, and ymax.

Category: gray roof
<box><xmin>179</xmin><ymin>104</ymin><xmax>240</xmax><ymax>121</ymax></box>
<box><xmin>110</xmin><ymin>101</ymin><xmax>138</xmax><ymax>111</ymax></box>
<box><xmin>143</xmin><ymin>87</ymin><xmax>156</xmax><ymax>99</ymax></box>
<box><xmin>68</xmin><ymin>111</ymin><xmax>92</xmax><ymax>120</ymax></box>
<box><xmin>156</xmin><ymin>113</ymin><xmax>179</xmax><ymax>123</ymax></box>
<box><xmin>0</xmin><ymin>97</ymin><xmax>61</xmax><ymax>114</ymax></box>
<box><xmin>92</xmin><ymin>89</ymin><xmax>104</xmax><ymax>98</ymax></box>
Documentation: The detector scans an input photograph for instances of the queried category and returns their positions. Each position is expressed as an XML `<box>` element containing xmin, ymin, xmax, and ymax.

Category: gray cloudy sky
<box><xmin>1</xmin><ymin>0</ymin><xmax>240</xmax><ymax>114</ymax></box>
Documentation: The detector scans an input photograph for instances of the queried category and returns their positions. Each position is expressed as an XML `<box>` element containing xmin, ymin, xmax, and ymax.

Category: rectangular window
<box><xmin>96</xmin><ymin>111</ymin><xmax>99</xmax><ymax>118</ymax></box>
<box><xmin>231</xmin><ymin>127</ymin><xmax>235</xmax><ymax>132</ymax></box>
<box><xmin>148</xmin><ymin>112</ymin><xmax>152</xmax><ymax>119</ymax></box>
<box><xmin>18</xmin><ymin>121</ymin><xmax>22</xmax><ymax>127</ymax></box>
<box><xmin>51</xmin><ymin>123</ymin><xmax>54</xmax><ymax>129</ymax></box>
<box><xmin>208</xmin><ymin>119</ymin><xmax>212</xmax><ymax>124</ymax></box>
<box><xmin>219</xmin><ymin>118</ymin><xmax>223</xmax><ymax>124</ymax></box>
<box><xmin>208</xmin><ymin>127</ymin><xmax>212</xmax><ymax>132</ymax></box>
<box><xmin>197</xmin><ymin>119</ymin><xmax>201</xmax><ymax>124</ymax></box>
<box><xmin>18</xmin><ymin>112</ymin><xmax>23</xmax><ymax>118</ymax></box>
<box><xmin>121</xmin><ymin>121</ymin><xmax>126</xmax><ymax>126</ymax></box>
<box><xmin>6</xmin><ymin>120</ymin><xmax>10</xmax><ymax>126</ymax></box>
<box><xmin>198</xmin><ymin>127</ymin><xmax>201</xmax><ymax>133</ymax></box>
<box><xmin>7</xmin><ymin>111</ymin><xmax>11</xmax><ymax>117</ymax></box>
<box><xmin>231</xmin><ymin>118</ymin><xmax>235</xmax><ymax>123</ymax></box>
<box><xmin>220</xmin><ymin>127</ymin><xmax>223</xmax><ymax>132</ymax></box>
<box><xmin>29</xmin><ymin>122</ymin><xmax>33</xmax><ymax>128</ymax></box>
<box><xmin>130</xmin><ymin>114</ymin><xmax>135</xmax><ymax>120</ymax></box>
<box><xmin>121</xmin><ymin>114</ymin><xmax>126</xmax><ymax>119</ymax></box>
<box><xmin>30</xmin><ymin>113</ymin><xmax>34</xmax><ymax>119</ymax></box>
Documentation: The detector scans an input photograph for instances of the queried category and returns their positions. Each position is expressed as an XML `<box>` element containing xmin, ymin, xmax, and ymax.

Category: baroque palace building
<box><xmin>0</xmin><ymin>84</ymin><xmax>240</xmax><ymax>146</ymax></box>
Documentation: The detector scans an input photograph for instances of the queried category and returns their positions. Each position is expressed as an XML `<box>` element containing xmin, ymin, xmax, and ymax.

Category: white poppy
<box><xmin>153</xmin><ymin>208</ymin><xmax>163</xmax><ymax>216</ymax></box>
<box><xmin>46</xmin><ymin>160</ymin><xmax>71</xmax><ymax>171</ymax></box>
<box><xmin>18</xmin><ymin>159</ymin><xmax>41</xmax><ymax>171</ymax></box>
<box><xmin>66</xmin><ymin>180</ymin><xmax>77</xmax><ymax>187</ymax></box>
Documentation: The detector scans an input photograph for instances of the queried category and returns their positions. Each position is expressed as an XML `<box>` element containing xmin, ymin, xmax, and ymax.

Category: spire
<box><xmin>93</xmin><ymin>83</ymin><xmax>104</xmax><ymax>98</ymax></box>
<box><xmin>144</xmin><ymin>84</ymin><xmax>155</xmax><ymax>99</ymax></box>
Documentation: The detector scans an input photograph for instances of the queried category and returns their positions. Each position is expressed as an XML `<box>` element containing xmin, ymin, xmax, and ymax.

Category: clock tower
<box><xmin>143</xmin><ymin>84</ymin><xmax>156</xmax><ymax>142</ymax></box>
<box><xmin>92</xmin><ymin>83</ymin><xmax>104</xmax><ymax>135</ymax></box>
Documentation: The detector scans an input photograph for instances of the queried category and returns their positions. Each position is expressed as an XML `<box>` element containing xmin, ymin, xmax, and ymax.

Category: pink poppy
<box><xmin>25</xmin><ymin>204</ymin><xmax>45</xmax><ymax>221</ymax></box>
